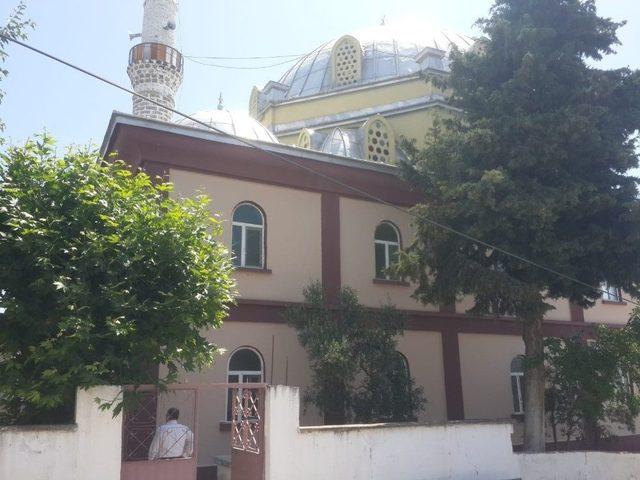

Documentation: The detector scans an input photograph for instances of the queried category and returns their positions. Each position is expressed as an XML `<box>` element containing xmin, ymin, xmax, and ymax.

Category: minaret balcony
<box><xmin>128</xmin><ymin>42</ymin><xmax>183</xmax><ymax>73</ymax></box>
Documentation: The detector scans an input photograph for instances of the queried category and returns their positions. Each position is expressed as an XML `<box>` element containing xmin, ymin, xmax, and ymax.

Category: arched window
<box><xmin>331</xmin><ymin>35</ymin><xmax>362</xmax><ymax>87</ymax></box>
<box><xmin>396</xmin><ymin>352</ymin><xmax>410</xmax><ymax>379</ymax></box>
<box><xmin>297</xmin><ymin>129</ymin><xmax>312</xmax><ymax>149</ymax></box>
<box><xmin>226</xmin><ymin>347</ymin><xmax>264</xmax><ymax>421</ymax></box>
<box><xmin>232</xmin><ymin>203</ymin><xmax>265</xmax><ymax>269</ymax></box>
<box><xmin>511</xmin><ymin>356</ymin><xmax>524</xmax><ymax>414</ymax></box>
<box><xmin>364</xmin><ymin>115</ymin><xmax>395</xmax><ymax>164</ymax></box>
<box><xmin>374</xmin><ymin>222</ymin><xmax>400</xmax><ymax>280</ymax></box>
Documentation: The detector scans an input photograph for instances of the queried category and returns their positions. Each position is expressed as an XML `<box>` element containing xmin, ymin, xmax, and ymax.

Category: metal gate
<box><xmin>120</xmin><ymin>383</ymin><xmax>266</xmax><ymax>480</ymax></box>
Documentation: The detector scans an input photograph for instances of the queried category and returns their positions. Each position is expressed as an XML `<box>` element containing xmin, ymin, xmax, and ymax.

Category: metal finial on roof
<box><xmin>380</xmin><ymin>15</ymin><xmax>386</xmax><ymax>26</ymax></box>
<box><xmin>217</xmin><ymin>92</ymin><xmax>224</xmax><ymax>110</ymax></box>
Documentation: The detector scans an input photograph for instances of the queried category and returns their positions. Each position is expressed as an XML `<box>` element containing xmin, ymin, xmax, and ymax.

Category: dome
<box><xmin>277</xmin><ymin>23</ymin><xmax>474</xmax><ymax>100</ymax></box>
<box><xmin>178</xmin><ymin>109</ymin><xmax>279</xmax><ymax>143</ymax></box>
<box><xmin>320</xmin><ymin>127</ymin><xmax>361</xmax><ymax>158</ymax></box>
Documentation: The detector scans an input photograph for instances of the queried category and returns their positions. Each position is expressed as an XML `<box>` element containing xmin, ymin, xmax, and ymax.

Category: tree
<box><xmin>545</xmin><ymin>314</ymin><xmax>640</xmax><ymax>449</ymax></box>
<box><xmin>398</xmin><ymin>0</ymin><xmax>640</xmax><ymax>451</ymax></box>
<box><xmin>0</xmin><ymin>1</ymin><xmax>34</xmax><ymax>134</ymax></box>
<box><xmin>0</xmin><ymin>135</ymin><xmax>235</xmax><ymax>424</ymax></box>
<box><xmin>286</xmin><ymin>282</ymin><xmax>425</xmax><ymax>424</ymax></box>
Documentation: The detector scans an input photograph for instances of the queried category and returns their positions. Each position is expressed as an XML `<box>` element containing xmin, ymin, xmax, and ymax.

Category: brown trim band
<box><xmin>108</xmin><ymin>124</ymin><xmax>422</xmax><ymax>206</ymax></box>
<box><xmin>321</xmin><ymin>193</ymin><xmax>341</xmax><ymax>303</ymax></box>
<box><xmin>441</xmin><ymin>330</ymin><xmax>464</xmax><ymax>420</ymax></box>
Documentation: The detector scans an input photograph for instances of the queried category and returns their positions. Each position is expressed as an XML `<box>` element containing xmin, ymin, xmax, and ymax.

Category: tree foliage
<box><xmin>286</xmin><ymin>282</ymin><xmax>425</xmax><ymax>424</ymax></box>
<box><xmin>0</xmin><ymin>1</ymin><xmax>34</xmax><ymax>134</ymax></box>
<box><xmin>0</xmin><ymin>135</ymin><xmax>235</xmax><ymax>424</ymax></box>
<box><xmin>545</xmin><ymin>313</ymin><xmax>640</xmax><ymax>449</ymax></box>
<box><xmin>398</xmin><ymin>0</ymin><xmax>640</xmax><ymax>451</ymax></box>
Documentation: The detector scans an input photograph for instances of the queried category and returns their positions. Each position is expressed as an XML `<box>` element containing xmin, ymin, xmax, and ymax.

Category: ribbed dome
<box><xmin>178</xmin><ymin>109</ymin><xmax>278</xmax><ymax>143</ymax></box>
<box><xmin>277</xmin><ymin>23</ymin><xmax>474</xmax><ymax>100</ymax></box>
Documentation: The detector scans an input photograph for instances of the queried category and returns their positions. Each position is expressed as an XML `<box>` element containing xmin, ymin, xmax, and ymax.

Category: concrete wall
<box><xmin>0</xmin><ymin>386</ymin><xmax>122</xmax><ymax>480</ymax></box>
<box><xmin>264</xmin><ymin>385</ymin><xmax>520</xmax><ymax>480</ymax></box>
<box><xmin>518</xmin><ymin>451</ymin><xmax>640</xmax><ymax>480</ymax></box>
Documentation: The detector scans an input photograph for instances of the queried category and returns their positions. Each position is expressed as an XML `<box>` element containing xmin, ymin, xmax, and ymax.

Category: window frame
<box><xmin>601</xmin><ymin>282</ymin><xmax>623</xmax><ymax>303</ymax></box>
<box><xmin>510</xmin><ymin>356</ymin><xmax>524</xmax><ymax>415</ymax></box>
<box><xmin>331</xmin><ymin>35</ymin><xmax>363</xmax><ymax>87</ymax></box>
<box><xmin>232</xmin><ymin>202</ymin><xmax>266</xmax><ymax>269</ymax></box>
<box><xmin>374</xmin><ymin>221</ymin><xmax>401</xmax><ymax>280</ymax></box>
<box><xmin>363</xmin><ymin>115</ymin><xmax>396</xmax><ymax>164</ymax></box>
<box><xmin>225</xmin><ymin>346</ymin><xmax>264</xmax><ymax>422</ymax></box>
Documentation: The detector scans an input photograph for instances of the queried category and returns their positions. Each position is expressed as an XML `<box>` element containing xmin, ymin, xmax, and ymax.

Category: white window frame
<box><xmin>601</xmin><ymin>282</ymin><xmax>622</xmax><ymax>303</ymax></box>
<box><xmin>225</xmin><ymin>347</ymin><xmax>264</xmax><ymax>422</ymax></box>
<box><xmin>232</xmin><ymin>204</ymin><xmax>265</xmax><ymax>269</ymax></box>
<box><xmin>374</xmin><ymin>222</ymin><xmax>400</xmax><ymax>280</ymax></box>
<box><xmin>511</xmin><ymin>357</ymin><xmax>524</xmax><ymax>415</ymax></box>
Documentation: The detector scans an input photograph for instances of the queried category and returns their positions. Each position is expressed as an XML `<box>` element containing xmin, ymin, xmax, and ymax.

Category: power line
<box><xmin>184</xmin><ymin>55</ymin><xmax>301</xmax><ymax>70</ymax></box>
<box><xmin>184</xmin><ymin>53</ymin><xmax>305</xmax><ymax>60</ymax></box>
<box><xmin>2</xmin><ymin>33</ymin><xmax>637</xmax><ymax>308</ymax></box>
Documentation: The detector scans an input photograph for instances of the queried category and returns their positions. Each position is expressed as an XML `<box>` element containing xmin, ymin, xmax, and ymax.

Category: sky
<box><xmin>0</xmin><ymin>0</ymin><xmax>639</xmax><ymax>149</ymax></box>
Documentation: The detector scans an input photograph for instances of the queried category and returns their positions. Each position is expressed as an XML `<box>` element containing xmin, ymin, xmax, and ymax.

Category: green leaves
<box><xmin>286</xmin><ymin>282</ymin><xmax>425</xmax><ymax>424</ymax></box>
<box><xmin>0</xmin><ymin>134</ymin><xmax>235</xmax><ymax>424</ymax></box>
<box><xmin>545</xmin><ymin>310</ymin><xmax>640</xmax><ymax>446</ymax></box>
<box><xmin>399</xmin><ymin>0</ymin><xmax>640</xmax><ymax>317</ymax></box>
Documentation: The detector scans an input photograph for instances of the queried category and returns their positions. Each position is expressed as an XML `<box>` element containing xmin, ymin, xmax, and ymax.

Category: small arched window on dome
<box><xmin>232</xmin><ymin>202</ymin><xmax>265</xmax><ymax>269</ymax></box>
<box><xmin>297</xmin><ymin>129</ymin><xmax>312</xmax><ymax>149</ymax></box>
<box><xmin>364</xmin><ymin>115</ymin><xmax>395</xmax><ymax>164</ymax></box>
<box><xmin>374</xmin><ymin>221</ymin><xmax>401</xmax><ymax>280</ymax></box>
<box><xmin>331</xmin><ymin>35</ymin><xmax>362</xmax><ymax>87</ymax></box>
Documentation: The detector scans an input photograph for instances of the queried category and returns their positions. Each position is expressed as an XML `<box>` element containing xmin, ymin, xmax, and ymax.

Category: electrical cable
<box><xmin>2</xmin><ymin>33</ymin><xmax>637</xmax><ymax>307</ymax></box>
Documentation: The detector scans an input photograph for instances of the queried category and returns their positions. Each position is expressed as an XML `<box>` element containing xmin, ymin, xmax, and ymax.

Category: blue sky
<box><xmin>0</xmin><ymin>0</ymin><xmax>639</xmax><ymax>149</ymax></box>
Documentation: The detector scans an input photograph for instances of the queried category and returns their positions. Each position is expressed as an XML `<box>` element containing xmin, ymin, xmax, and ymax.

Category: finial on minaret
<box><xmin>217</xmin><ymin>92</ymin><xmax>224</xmax><ymax>110</ymax></box>
<box><xmin>380</xmin><ymin>15</ymin><xmax>386</xmax><ymax>26</ymax></box>
<box><xmin>127</xmin><ymin>0</ymin><xmax>183</xmax><ymax>121</ymax></box>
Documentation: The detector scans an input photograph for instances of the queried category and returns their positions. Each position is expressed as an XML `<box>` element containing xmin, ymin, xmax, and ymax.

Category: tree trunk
<box><xmin>523</xmin><ymin>315</ymin><xmax>546</xmax><ymax>452</ymax></box>
<box><xmin>582</xmin><ymin>417</ymin><xmax>600</xmax><ymax>450</ymax></box>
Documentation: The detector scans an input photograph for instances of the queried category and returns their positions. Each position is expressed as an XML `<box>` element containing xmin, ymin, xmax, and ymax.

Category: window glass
<box><xmin>511</xmin><ymin>376</ymin><xmax>522</xmax><ymax>413</ymax></box>
<box><xmin>375</xmin><ymin>223</ymin><xmax>398</xmax><ymax>242</ymax></box>
<box><xmin>231</xmin><ymin>225</ymin><xmax>242</xmax><ymax>266</ymax></box>
<box><xmin>229</xmin><ymin>348</ymin><xmax>262</xmax><ymax>371</ymax></box>
<box><xmin>602</xmin><ymin>282</ymin><xmax>621</xmax><ymax>302</ymax></box>
<box><xmin>244</xmin><ymin>227</ymin><xmax>263</xmax><ymax>267</ymax></box>
<box><xmin>375</xmin><ymin>243</ymin><xmax>386</xmax><ymax>278</ymax></box>
<box><xmin>233</xmin><ymin>204</ymin><xmax>263</xmax><ymax>225</ymax></box>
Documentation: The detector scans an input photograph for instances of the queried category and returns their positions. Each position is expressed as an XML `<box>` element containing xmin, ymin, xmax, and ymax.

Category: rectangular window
<box><xmin>375</xmin><ymin>243</ymin><xmax>387</xmax><ymax>278</ymax></box>
<box><xmin>602</xmin><ymin>283</ymin><xmax>622</xmax><ymax>302</ymax></box>
<box><xmin>244</xmin><ymin>227</ymin><xmax>263</xmax><ymax>268</ymax></box>
<box><xmin>231</xmin><ymin>225</ymin><xmax>242</xmax><ymax>267</ymax></box>
<box><xmin>511</xmin><ymin>374</ymin><xmax>524</xmax><ymax>414</ymax></box>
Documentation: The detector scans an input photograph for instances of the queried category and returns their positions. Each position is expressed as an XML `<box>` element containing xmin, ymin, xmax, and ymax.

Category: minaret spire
<box><xmin>127</xmin><ymin>0</ymin><xmax>183</xmax><ymax>121</ymax></box>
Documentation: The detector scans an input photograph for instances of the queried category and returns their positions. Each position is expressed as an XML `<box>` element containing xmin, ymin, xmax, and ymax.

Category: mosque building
<box><xmin>102</xmin><ymin>0</ymin><xmax>639</xmax><ymax>475</ymax></box>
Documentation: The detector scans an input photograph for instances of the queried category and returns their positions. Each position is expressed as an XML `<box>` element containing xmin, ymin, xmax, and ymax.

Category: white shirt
<box><xmin>148</xmin><ymin>420</ymin><xmax>194</xmax><ymax>460</ymax></box>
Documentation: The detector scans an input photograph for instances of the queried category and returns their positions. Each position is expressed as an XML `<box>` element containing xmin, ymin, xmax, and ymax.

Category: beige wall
<box><xmin>170</xmin><ymin>169</ymin><xmax>322</xmax><ymax>303</ymax></box>
<box><xmin>339</xmin><ymin>196</ymin><xmax>437</xmax><ymax>311</ymax></box>
<box><xmin>396</xmin><ymin>331</ymin><xmax>447</xmax><ymax>422</ymax></box>
<box><xmin>459</xmin><ymin>333</ymin><xmax>524</xmax><ymax>421</ymax></box>
<box><xmin>583</xmin><ymin>293</ymin><xmax>634</xmax><ymax>324</ymax></box>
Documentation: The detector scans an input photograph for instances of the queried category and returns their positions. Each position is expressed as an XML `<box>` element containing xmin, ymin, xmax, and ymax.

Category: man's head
<box><xmin>166</xmin><ymin>407</ymin><xmax>180</xmax><ymax>422</ymax></box>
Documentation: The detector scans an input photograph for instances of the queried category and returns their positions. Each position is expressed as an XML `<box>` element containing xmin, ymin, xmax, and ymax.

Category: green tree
<box><xmin>398</xmin><ymin>0</ymin><xmax>640</xmax><ymax>451</ymax></box>
<box><xmin>286</xmin><ymin>282</ymin><xmax>425</xmax><ymax>424</ymax></box>
<box><xmin>1</xmin><ymin>1</ymin><xmax>34</xmax><ymax>134</ymax></box>
<box><xmin>545</xmin><ymin>314</ymin><xmax>640</xmax><ymax>449</ymax></box>
<box><xmin>0</xmin><ymin>135</ymin><xmax>235</xmax><ymax>424</ymax></box>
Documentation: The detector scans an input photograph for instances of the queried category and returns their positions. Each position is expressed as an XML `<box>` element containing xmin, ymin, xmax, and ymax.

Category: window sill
<box><xmin>602</xmin><ymin>300</ymin><xmax>627</xmax><ymax>306</ymax></box>
<box><xmin>511</xmin><ymin>413</ymin><xmax>524</xmax><ymax>421</ymax></box>
<box><xmin>234</xmin><ymin>267</ymin><xmax>272</xmax><ymax>274</ymax></box>
<box><xmin>372</xmin><ymin>278</ymin><xmax>410</xmax><ymax>287</ymax></box>
<box><xmin>219</xmin><ymin>421</ymin><xmax>231</xmax><ymax>432</ymax></box>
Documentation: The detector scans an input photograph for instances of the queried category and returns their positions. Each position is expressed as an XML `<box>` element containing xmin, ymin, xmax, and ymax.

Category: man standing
<box><xmin>148</xmin><ymin>407</ymin><xmax>194</xmax><ymax>460</ymax></box>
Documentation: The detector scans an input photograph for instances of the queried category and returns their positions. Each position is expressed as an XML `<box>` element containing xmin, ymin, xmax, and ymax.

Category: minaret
<box><xmin>127</xmin><ymin>0</ymin><xmax>183</xmax><ymax>121</ymax></box>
